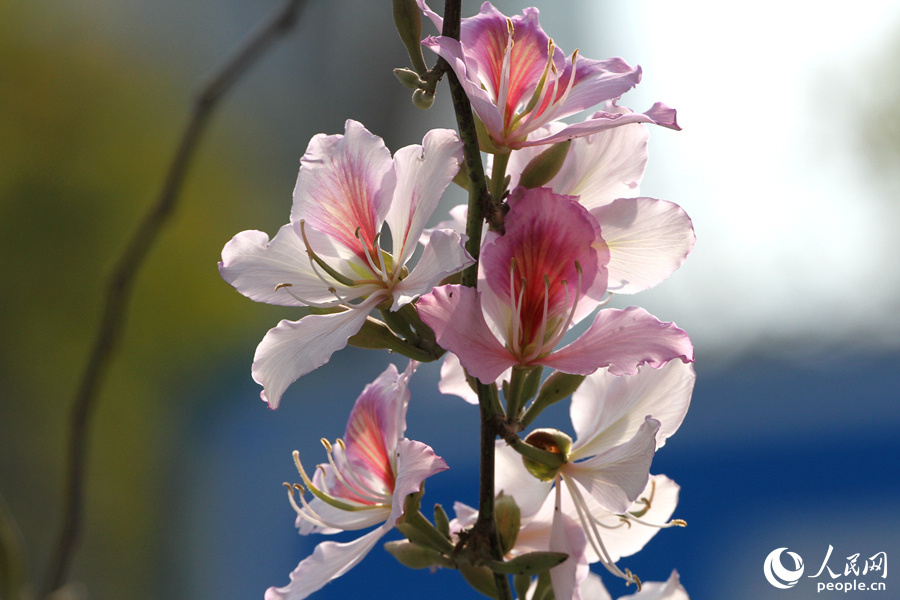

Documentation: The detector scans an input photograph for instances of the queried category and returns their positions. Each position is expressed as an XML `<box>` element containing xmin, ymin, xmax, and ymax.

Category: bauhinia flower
<box><xmin>219</xmin><ymin>120</ymin><xmax>471</xmax><ymax>408</ymax></box>
<box><xmin>418</xmin><ymin>1</ymin><xmax>678</xmax><ymax>150</ymax></box>
<box><xmin>504</xmin><ymin>110</ymin><xmax>695</xmax><ymax>294</ymax></box>
<box><xmin>494</xmin><ymin>360</ymin><xmax>694</xmax><ymax>598</ymax></box>
<box><xmin>416</xmin><ymin>187</ymin><xmax>693</xmax><ymax>385</ymax></box>
<box><xmin>266</xmin><ymin>362</ymin><xmax>448</xmax><ymax>600</ymax></box>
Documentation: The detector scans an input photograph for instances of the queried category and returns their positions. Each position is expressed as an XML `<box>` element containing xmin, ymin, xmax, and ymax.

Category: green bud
<box><xmin>393</xmin><ymin>0</ymin><xmax>428</xmax><ymax>75</ymax></box>
<box><xmin>459</xmin><ymin>564</ymin><xmax>498</xmax><ymax>599</ymax></box>
<box><xmin>518</xmin><ymin>140</ymin><xmax>571</xmax><ymax>189</ymax></box>
<box><xmin>394</xmin><ymin>67</ymin><xmax>423</xmax><ymax>90</ymax></box>
<box><xmin>384</xmin><ymin>540</ymin><xmax>446</xmax><ymax>569</ymax></box>
<box><xmin>489</xmin><ymin>551</ymin><xmax>568</xmax><ymax>576</ymax></box>
<box><xmin>433</xmin><ymin>503</ymin><xmax>451</xmax><ymax>539</ymax></box>
<box><xmin>494</xmin><ymin>493</ymin><xmax>521</xmax><ymax>555</ymax></box>
<box><xmin>412</xmin><ymin>88</ymin><xmax>435</xmax><ymax>110</ymax></box>
<box><xmin>521</xmin><ymin>429</ymin><xmax>572</xmax><ymax>481</ymax></box>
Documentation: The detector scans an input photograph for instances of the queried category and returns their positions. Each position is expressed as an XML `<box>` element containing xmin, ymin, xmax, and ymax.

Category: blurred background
<box><xmin>1</xmin><ymin>1</ymin><xmax>899</xmax><ymax>599</ymax></box>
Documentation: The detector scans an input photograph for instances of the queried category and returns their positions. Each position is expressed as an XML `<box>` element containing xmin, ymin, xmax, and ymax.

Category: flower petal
<box><xmin>291</xmin><ymin>120</ymin><xmax>395</xmax><ymax>259</ymax></box>
<box><xmin>538</xmin><ymin>307</ymin><xmax>693</xmax><ymax>377</ymax></box>
<box><xmin>549</xmin><ymin>495</ymin><xmax>590</xmax><ymax>600</ymax></box>
<box><xmin>593</xmin><ymin>197</ymin><xmax>695</xmax><ymax>295</ymax></box>
<box><xmin>264</xmin><ymin>524</ymin><xmax>391</xmax><ymax>600</ymax></box>
<box><xmin>391</xmin><ymin>228</ymin><xmax>473</xmax><ymax>309</ymax></box>
<box><xmin>563</xmin><ymin>417</ymin><xmax>659</xmax><ymax>514</ymax></box>
<box><xmin>343</xmin><ymin>362</ymin><xmax>415</xmax><ymax>493</ymax></box>
<box><xmin>570</xmin><ymin>361</ymin><xmax>695</xmax><ymax>458</ymax></box>
<box><xmin>523</xmin><ymin>104</ymin><xmax>680</xmax><ymax>147</ymax></box>
<box><xmin>437</xmin><ymin>353</ymin><xmax>479</xmax><ymax>405</ymax></box>
<box><xmin>387</xmin><ymin>128</ymin><xmax>463</xmax><ymax>267</ymax></box>
<box><xmin>252</xmin><ymin>297</ymin><xmax>381</xmax><ymax>409</ymax></box>
<box><xmin>494</xmin><ymin>441</ymin><xmax>552</xmax><ymax>518</ymax></box>
<box><xmin>219</xmin><ymin>225</ymin><xmax>358</xmax><ymax>307</ymax></box>
<box><xmin>388</xmin><ymin>438</ymin><xmax>449</xmax><ymax>525</ymax></box>
<box><xmin>416</xmin><ymin>285</ymin><xmax>516</xmax><ymax>384</ymax></box>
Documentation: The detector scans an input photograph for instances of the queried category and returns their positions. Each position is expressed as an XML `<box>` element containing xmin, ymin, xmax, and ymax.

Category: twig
<box><xmin>41</xmin><ymin>1</ymin><xmax>308</xmax><ymax>595</ymax></box>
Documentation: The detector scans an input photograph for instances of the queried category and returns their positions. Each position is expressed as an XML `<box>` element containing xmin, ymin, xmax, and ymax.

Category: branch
<box><xmin>41</xmin><ymin>1</ymin><xmax>308</xmax><ymax>595</ymax></box>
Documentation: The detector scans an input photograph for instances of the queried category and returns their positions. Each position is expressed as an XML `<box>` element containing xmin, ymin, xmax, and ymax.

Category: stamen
<box><xmin>274</xmin><ymin>282</ymin><xmax>344</xmax><ymax>309</ymax></box>
<box><xmin>291</xmin><ymin>450</ymin><xmax>371</xmax><ymax>513</ymax></box>
<box><xmin>530</xmin><ymin>49</ymin><xmax>580</xmax><ymax>132</ymax></box>
<box><xmin>509</xmin><ymin>259</ymin><xmax>523</xmax><ymax>351</ymax></box>
<box><xmin>523</xmin><ymin>274</ymin><xmax>552</xmax><ymax>363</ymax></box>
<box><xmin>544</xmin><ymin>261</ymin><xmax>583</xmax><ymax>351</ymax></box>
<box><xmin>562</xmin><ymin>473</ymin><xmax>637</xmax><ymax>585</ymax></box>
<box><xmin>497</xmin><ymin>19</ymin><xmax>516</xmax><ymax>127</ymax></box>
<box><xmin>515</xmin><ymin>38</ymin><xmax>555</xmax><ymax>126</ymax></box>
<box><xmin>299</xmin><ymin>220</ymin><xmax>357</xmax><ymax>288</ymax></box>
<box><xmin>355</xmin><ymin>228</ymin><xmax>388</xmax><ymax>281</ymax></box>
<box><xmin>514</xmin><ymin>39</ymin><xmax>558</xmax><ymax>133</ymax></box>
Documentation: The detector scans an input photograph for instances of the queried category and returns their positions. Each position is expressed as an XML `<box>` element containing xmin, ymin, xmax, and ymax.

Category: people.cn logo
<box><xmin>764</xmin><ymin>548</ymin><xmax>805</xmax><ymax>589</ymax></box>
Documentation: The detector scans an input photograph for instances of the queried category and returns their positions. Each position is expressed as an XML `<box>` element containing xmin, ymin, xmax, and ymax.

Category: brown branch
<box><xmin>41</xmin><ymin>1</ymin><xmax>308</xmax><ymax>595</ymax></box>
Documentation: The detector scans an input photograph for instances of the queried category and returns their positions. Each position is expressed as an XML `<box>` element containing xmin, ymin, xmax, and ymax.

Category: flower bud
<box><xmin>518</xmin><ymin>140</ymin><xmax>571</xmax><ymax>189</ymax></box>
<box><xmin>394</xmin><ymin>67</ymin><xmax>423</xmax><ymax>90</ymax></box>
<box><xmin>384</xmin><ymin>540</ymin><xmax>445</xmax><ymax>569</ymax></box>
<box><xmin>521</xmin><ymin>428</ymin><xmax>572</xmax><ymax>481</ymax></box>
<box><xmin>393</xmin><ymin>0</ymin><xmax>428</xmax><ymax>75</ymax></box>
<box><xmin>412</xmin><ymin>88</ymin><xmax>435</xmax><ymax>110</ymax></box>
<box><xmin>494</xmin><ymin>492</ymin><xmax>521</xmax><ymax>555</ymax></box>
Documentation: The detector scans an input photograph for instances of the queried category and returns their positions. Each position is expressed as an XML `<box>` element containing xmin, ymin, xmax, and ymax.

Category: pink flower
<box><xmin>416</xmin><ymin>187</ymin><xmax>693</xmax><ymax>385</ymax></box>
<box><xmin>219</xmin><ymin>120</ymin><xmax>471</xmax><ymax>408</ymax></box>
<box><xmin>265</xmin><ymin>362</ymin><xmax>448</xmax><ymax>600</ymax></box>
<box><xmin>418</xmin><ymin>2</ymin><xmax>678</xmax><ymax>149</ymax></box>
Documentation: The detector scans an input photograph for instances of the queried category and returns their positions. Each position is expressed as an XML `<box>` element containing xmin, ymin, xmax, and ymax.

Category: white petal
<box><xmin>564</xmin><ymin>418</ymin><xmax>659</xmax><ymax>514</ymax></box>
<box><xmin>390</xmin><ymin>228</ymin><xmax>474</xmax><ymax>309</ymax></box>
<box><xmin>265</xmin><ymin>524</ymin><xmax>390</xmax><ymax>600</ymax></box>
<box><xmin>437</xmin><ymin>353</ymin><xmax>479</xmax><ymax>404</ymax></box>
<box><xmin>219</xmin><ymin>225</ymin><xmax>350</xmax><ymax>307</ymax></box>
<box><xmin>494</xmin><ymin>442</ymin><xmax>552</xmax><ymax>518</ymax></box>
<box><xmin>252</xmin><ymin>297</ymin><xmax>381</xmax><ymax>409</ymax></box>
<box><xmin>571</xmin><ymin>361</ymin><xmax>695</xmax><ymax>458</ymax></box>
<box><xmin>592</xmin><ymin>197</ymin><xmax>695</xmax><ymax>295</ymax></box>
<box><xmin>387</xmin><ymin>128</ymin><xmax>464</xmax><ymax>267</ymax></box>
<box><xmin>388</xmin><ymin>438</ymin><xmax>449</xmax><ymax>524</ymax></box>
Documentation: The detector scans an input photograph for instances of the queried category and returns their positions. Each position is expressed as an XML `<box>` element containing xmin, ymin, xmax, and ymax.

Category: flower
<box><xmin>494</xmin><ymin>360</ymin><xmax>695</xmax><ymax>598</ymax></box>
<box><xmin>219</xmin><ymin>120</ymin><xmax>471</xmax><ymax>408</ymax></box>
<box><xmin>265</xmin><ymin>362</ymin><xmax>448</xmax><ymax>600</ymax></box>
<box><xmin>416</xmin><ymin>187</ymin><xmax>693</xmax><ymax>385</ymax></box>
<box><xmin>418</xmin><ymin>2</ymin><xmax>678</xmax><ymax>150</ymax></box>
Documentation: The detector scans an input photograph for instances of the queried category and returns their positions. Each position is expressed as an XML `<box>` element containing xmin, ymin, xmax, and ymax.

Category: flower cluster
<box><xmin>221</xmin><ymin>2</ymin><xmax>696</xmax><ymax>599</ymax></box>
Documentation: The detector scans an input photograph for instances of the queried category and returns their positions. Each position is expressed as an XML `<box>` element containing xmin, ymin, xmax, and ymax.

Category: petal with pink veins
<box><xmin>387</xmin><ymin>128</ymin><xmax>464</xmax><ymax>267</ymax></box>
<box><xmin>291</xmin><ymin>120</ymin><xmax>395</xmax><ymax>260</ymax></box>
<box><xmin>391</xmin><ymin>229</ymin><xmax>473</xmax><ymax>309</ymax></box>
<box><xmin>538</xmin><ymin>306</ymin><xmax>693</xmax><ymax>377</ymax></box>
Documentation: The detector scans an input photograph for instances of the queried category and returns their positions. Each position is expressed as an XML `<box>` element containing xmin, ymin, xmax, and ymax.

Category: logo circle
<box><xmin>764</xmin><ymin>547</ymin><xmax>805</xmax><ymax>589</ymax></box>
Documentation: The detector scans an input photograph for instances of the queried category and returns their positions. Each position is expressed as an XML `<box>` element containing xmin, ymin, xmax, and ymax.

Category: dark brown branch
<box><xmin>41</xmin><ymin>1</ymin><xmax>308</xmax><ymax>595</ymax></box>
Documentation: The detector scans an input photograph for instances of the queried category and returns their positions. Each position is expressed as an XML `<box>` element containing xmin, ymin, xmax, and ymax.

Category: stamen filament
<box><xmin>274</xmin><ymin>283</ymin><xmax>344</xmax><ymax>309</ymax></box>
<box><xmin>324</xmin><ymin>439</ymin><xmax>390</xmax><ymax>504</ymax></box>
<box><xmin>497</xmin><ymin>19</ymin><xmax>516</xmax><ymax>128</ymax></box>
<box><xmin>299</xmin><ymin>220</ymin><xmax>357</xmax><ymax>288</ymax></box>
<box><xmin>291</xmin><ymin>451</ymin><xmax>383</xmax><ymax>513</ymax></box>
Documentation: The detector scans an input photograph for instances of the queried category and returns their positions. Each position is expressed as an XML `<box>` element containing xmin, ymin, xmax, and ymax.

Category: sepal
<box><xmin>488</xmin><ymin>551</ymin><xmax>569</xmax><ymax>576</ymax></box>
<box><xmin>384</xmin><ymin>540</ymin><xmax>450</xmax><ymax>570</ymax></box>
<box><xmin>518</xmin><ymin>140</ymin><xmax>572</xmax><ymax>189</ymax></box>
<box><xmin>494</xmin><ymin>492</ymin><xmax>521</xmax><ymax>556</ymax></box>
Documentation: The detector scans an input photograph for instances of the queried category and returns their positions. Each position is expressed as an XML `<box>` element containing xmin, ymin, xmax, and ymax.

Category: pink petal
<box><xmin>551</xmin><ymin>57</ymin><xmax>642</xmax><ymax>120</ymax></box>
<box><xmin>265</xmin><ymin>524</ymin><xmax>391</xmax><ymax>600</ymax></box>
<box><xmin>570</xmin><ymin>360</ymin><xmax>695</xmax><ymax>458</ymax></box>
<box><xmin>219</xmin><ymin>226</ymin><xmax>359</xmax><ymax>307</ymax></box>
<box><xmin>343</xmin><ymin>362</ymin><xmax>415</xmax><ymax>493</ymax></box>
<box><xmin>537</xmin><ymin>306</ymin><xmax>693</xmax><ymax>377</ymax></box>
<box><xmin>563</xmin><ymin>417</ymin><xmax>659</xmax><ymax>514</ymax></box>
<box><xmin>388</xmin><ymin>438</ymin><xmax>449</xmax><ymax>525</ymax></box>
<box><xmin>549</xmin><ymin>497</ymin><xmax>590</xmax><ymax>600</ymax></box>
<box><xmin>416</xmin><ymin>285</ymin><xmax>516</xmax><ymax>384</ymax></box>
<box><xmin>252</xmin><ymin>296</ymin><xmax>382</xmax><ymax>409</ymax></box>
<box><xmin>387</xmin><ymin>128</ymin><xmax>463</xmax><ymax>267</ymax></box>
<box><xmin>291</xmin><ymin>120</ymin><xmax>395</xmax><ymax>260</ymax></box>
<box><xmin>521</xmin><ymin>104</ymin><xmax>680</xmax><ymax>148</ymax></box>
<box><xmin>593</xmin><ymin>197</ymin><xmax>695</xmax><ymax>295</ymax></box>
